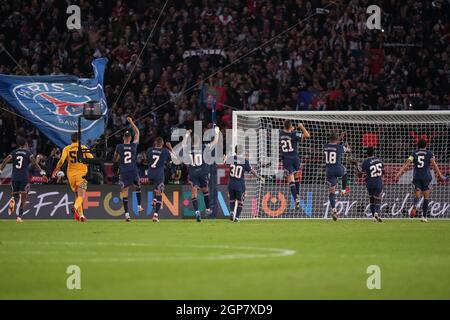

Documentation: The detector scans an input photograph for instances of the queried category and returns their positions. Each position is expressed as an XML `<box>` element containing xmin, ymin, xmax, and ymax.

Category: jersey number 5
<box><xmin>417</xmin><ymin>155</ymin><xmax>425</xmax><ymax>168</ymax></box>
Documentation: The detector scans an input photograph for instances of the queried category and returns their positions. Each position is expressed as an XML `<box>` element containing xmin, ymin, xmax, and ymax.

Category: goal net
<box><xmin>232</xmin><ymin>111</ymin><xmax>450</xmax><ymax>219</ymax></box>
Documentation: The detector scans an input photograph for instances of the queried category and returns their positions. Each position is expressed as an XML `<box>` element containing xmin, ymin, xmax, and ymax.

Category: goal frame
<box><xmin>232</xmin><ymin>110</ymin><xmax>450</xmax><ymax>219</ymax></box>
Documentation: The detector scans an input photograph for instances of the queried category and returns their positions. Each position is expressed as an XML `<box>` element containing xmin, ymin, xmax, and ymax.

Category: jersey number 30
<box><xmin>230</xmin><ymin>164</ymin><xmax>243</xmax><ymax>179</ymax></box>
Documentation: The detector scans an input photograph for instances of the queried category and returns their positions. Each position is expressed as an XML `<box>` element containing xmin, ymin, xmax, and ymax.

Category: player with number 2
<box><xmin>114</xmin><ymin>117</ymin><xmax>143</xmax><ymax>222</ymax></box>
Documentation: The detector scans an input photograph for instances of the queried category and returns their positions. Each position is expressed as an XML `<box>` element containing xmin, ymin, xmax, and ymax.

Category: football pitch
<box><xmin>1</xmin><ymin>219</ymin><xmax>450</xmax><ymax>300</ymax></box>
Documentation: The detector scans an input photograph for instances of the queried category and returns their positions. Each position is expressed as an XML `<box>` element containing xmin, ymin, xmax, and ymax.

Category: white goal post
<box><xmin>232</xmin><ymin>111</ymin><xmax>450</xmax><ymax>219</ymax></box>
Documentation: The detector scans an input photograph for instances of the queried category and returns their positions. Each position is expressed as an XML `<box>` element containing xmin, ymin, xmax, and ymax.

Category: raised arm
<box><xmin>298</xmin><ymin>123</ymin><xmax>310</xmax><ymax>139</ymax></box>
<box><xmin>210</xmin><ymin>126</ymin><xmax>221</xmax><ymax>146</ymax></box>
<box><xmin>0</xmin><ymin>155</ymin><xmax>12</xmax><ymax>174</ymax></box>
<box><xmin>127</xmin><ymin>117</ymin><xmax>140</xmax><ymax>143</ymax></box>
<box><xmin>165</xmin><ymin>142</ymin><xmax>178</xmax><ymax>161</ymax></box>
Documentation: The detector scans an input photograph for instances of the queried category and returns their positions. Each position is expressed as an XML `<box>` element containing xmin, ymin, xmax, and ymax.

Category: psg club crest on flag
<box><xmin>0</xmin><ymin>58</ymin><xmax>108</xmax><ymax>149</ymax></box>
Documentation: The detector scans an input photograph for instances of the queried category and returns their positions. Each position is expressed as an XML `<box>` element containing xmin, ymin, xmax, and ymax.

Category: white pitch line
<box><xmin>0</xmin><ymin>241</ymin><xmax>296</xmax><ymax>263</ymax></box>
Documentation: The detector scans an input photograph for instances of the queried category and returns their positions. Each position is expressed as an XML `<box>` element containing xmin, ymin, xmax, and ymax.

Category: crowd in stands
<box><xmin>0</xmin><ymin>0</ymin><xmax>449</xmax><ymax>183</ymax></box>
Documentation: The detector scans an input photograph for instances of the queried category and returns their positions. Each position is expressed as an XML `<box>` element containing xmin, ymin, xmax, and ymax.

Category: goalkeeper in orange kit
<box><xmin>51</xmin><ymin>133</ymin><xmax>95</xmax><ymax>222</ymax></box>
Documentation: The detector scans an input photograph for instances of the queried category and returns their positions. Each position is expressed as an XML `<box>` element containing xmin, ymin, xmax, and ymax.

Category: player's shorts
<box><xmin>11</xmin><ymin>180</ymin><xmax>30</xmax><ymax>193</ymax></box>
<box><xmin>119</xmin><ymin>170</ymin><xmax>140</xmax><ymax>189</ymax></box>
<box><xmin>148</xmin><ymin>176</ymin><xmax>165</xmax><ymax>193</ymax></box>
<box><xmin>228</xmin><ymin>186</ymin><xmax>245</xmax><ymax>202</ymax></box>
<box><xmin>413</xmin><ymin>178</ymin><xmax>432</xmax><ymax>192</ymax></box>
<box><xmin>367</xmin><ymin>185</ymin><xmax>383</xmax><ymax>197</ymax></box>
<box><xmin>68</xmin><ymin>174</ymin><xmax>88</xmax><ymax>192</ymax></box>
<box><xmin>189</xmin><ymin>172</ymin><xmax>209</xmax><ymax>189</ymax></box>
<box><xmin>326</xmin><ymin>166</ymin><xmax>346</xmax><ymax>187</ymax></box>
<box><xmin>282</xmin><ymin>157</ymin><xmax>300</xmax><ymax>175</ymax></box>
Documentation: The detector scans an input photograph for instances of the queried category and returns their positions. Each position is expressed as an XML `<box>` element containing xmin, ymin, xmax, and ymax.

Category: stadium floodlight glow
<box><xmin>232</xmin><ymin>111</ymin><xmax>450</xmax><ymax>219</ymax></box>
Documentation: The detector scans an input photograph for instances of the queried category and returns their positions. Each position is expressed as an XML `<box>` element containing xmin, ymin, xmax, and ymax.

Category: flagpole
<box><xmin>210</xmin><ymin>98</ymin><xmax>217</xmax><ymax>218</ymax></box>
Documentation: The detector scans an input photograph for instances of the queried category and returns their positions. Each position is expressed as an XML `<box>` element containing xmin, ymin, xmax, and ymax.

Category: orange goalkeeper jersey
<box><xmin>57</xmin><ymin>143</ymin><xmax>94</xmax><ymax>176</ymax></box>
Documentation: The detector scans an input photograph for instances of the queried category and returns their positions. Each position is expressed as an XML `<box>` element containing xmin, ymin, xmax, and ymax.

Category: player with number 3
<box><xmin>0</xmin><ymin>137</ymin><xmax>46</xmax><ymax>222</ymax></box>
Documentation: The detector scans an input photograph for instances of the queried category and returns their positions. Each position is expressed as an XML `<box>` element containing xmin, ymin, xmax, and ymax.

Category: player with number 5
<box><xmin>114</xmin><ymin>117</ymin><xmax>143</xmax><ymax>222</ymax></box>
<box><xmin>396</xmin><ymin>139</ymin><xmax>447</xmax><ymax>222</ymax></box>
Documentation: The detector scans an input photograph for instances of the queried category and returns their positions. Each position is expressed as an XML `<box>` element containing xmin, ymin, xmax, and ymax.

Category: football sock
<box><xmin>203</xmin><ymin>191</ymin><xmax>210</xmax><ymax>209</ymax></box>
<box><xmin>75</xmin><ymin>196</ymin><xmax>84</xmax><ymax>216</ymax></box>
<box><xmin>289</xmin><ymin>182</ymin><xmax>297</xmax><ymax>201</ymax></box>
<box><xmin>230</xmin><ymin>201</ymin><xmax>236</xmax><ymax>216</ymax></box>
<box><xmin>236</xmin><ymin>201</ymin><xmax>243</xmax><ymax>218</ymax></box>
<box><xmin>370</xmin><ymin>196</ymin><xmax>375</xmax><ymax>215</ymax></box>
<box><xmin>374</xmin><ymin>196</ymin><xmax>381</xmax><ymax>214</ymax></box>
<box><xmin>413</xmin><ymin>196</ymin><xmax>419</xmax><ymax>208</ymax></box>
<box><xmin>192</xmin><ymin>197</ymin><xmax>199</xmax><ymax>211</ymax></box>
<box><xmin>329</xmin><ymin>192</ymin><xmax>336</xmax><ymax>209</ymax></box>
<box><xmin>135</xmin><ymin>188</ymin><xmax>142</xmax><ymax>207</ymax></box>
<box><xmin>295</xmin><ymin>181</ymin><xmax>300</xmax><ymax>196</ymax></box>
<box><xmin>155</xmin><ymin>195</ymin><xmax>162</xmax><ymax>213</ymax></box>
<box><xmin>423</xmin><ymin>198</ymin><xmax>429</xmax><ymax>218</ymax></box>
<box><xmin>122</xmin><ymin>197</ymin><xmax>129</xmax><ymax>213</ymax></box>
<box><xmin>342</xmin><ymin>174</ymin><xmax>348</xmax><ymax>190</ymax></box>
<box><xmin>18</xmin><ymin>207</ymin><xmax>24</xmax><ymax>216</ymax></box>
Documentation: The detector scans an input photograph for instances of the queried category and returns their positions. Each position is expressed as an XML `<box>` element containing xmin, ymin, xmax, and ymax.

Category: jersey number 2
<box><xmin>124</xmin><ymin>151</ymin><xmax>132</xmax><ymax>164</ymax></box>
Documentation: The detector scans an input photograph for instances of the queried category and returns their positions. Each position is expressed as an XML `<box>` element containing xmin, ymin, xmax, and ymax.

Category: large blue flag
<box><xmin>0</xmin><ymin>58</ymin><xmax>108</xmax><ymax>149</ymax></box>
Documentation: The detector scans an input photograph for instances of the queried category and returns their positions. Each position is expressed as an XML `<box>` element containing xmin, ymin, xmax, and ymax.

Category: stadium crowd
<box><xmin>0</xmin><ymin>0</ymin><xmax>449</xmax><ymax>183</ymax></box>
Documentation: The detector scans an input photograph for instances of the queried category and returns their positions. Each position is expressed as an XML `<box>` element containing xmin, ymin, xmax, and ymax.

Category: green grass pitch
<box><xmin>1</xmin><ymin>219</ymin><xmax>450</xmax><ymax>299</ymax></box>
